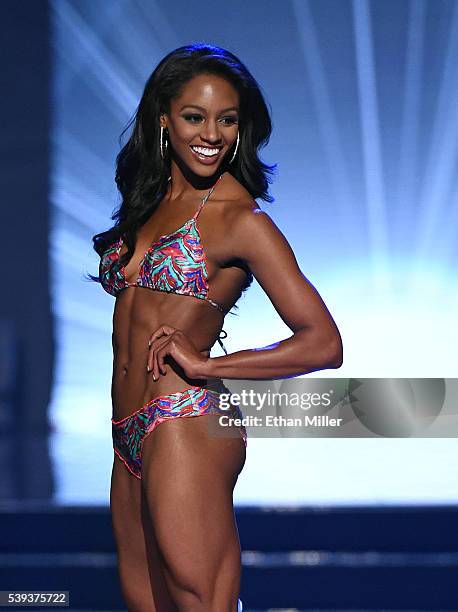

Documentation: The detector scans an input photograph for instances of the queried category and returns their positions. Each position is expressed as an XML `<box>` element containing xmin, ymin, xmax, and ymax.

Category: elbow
<box><xmin>296</xmin><ymin>325</ymin><xmax>343</xmax><ymax>373</ymax></box>
<box><xmin>312</xmin><ymin>327</ymin><xmax>342</xmax><ymax>370</ymax></box>
<box><xmin>325</xmin><ymin>333</ymin><xmax>343</xmax><ymax>369</ymax></box>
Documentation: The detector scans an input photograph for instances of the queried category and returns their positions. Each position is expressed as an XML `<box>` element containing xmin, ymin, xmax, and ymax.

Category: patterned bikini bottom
<box><xmin>112</xmin><ymin>382</ymin><xmax>247</xmax><ymax>479</ymax></box>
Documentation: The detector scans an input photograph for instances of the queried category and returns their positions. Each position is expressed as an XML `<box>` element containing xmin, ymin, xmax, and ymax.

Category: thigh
<box><xmin>141</xmin><ymin>415</ymin><xmax>246</xmax><ymax>606</ymax></box>
<box><xmin>110</xmin><ymin>454</ymin><xmax>177</xmax><ymax>611</ymax></box>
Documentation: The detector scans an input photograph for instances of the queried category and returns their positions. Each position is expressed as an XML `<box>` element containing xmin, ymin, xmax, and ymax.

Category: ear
<box><xmin>159</xmin><ymin>114</ymin><xmax>168</xmax><ymax>129</ymax></box>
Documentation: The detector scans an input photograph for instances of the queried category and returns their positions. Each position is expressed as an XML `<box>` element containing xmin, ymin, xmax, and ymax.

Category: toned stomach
<box><xmin>110</xmin><ymin>287</ymin><xmax>225</xmax><ymax>421</ymax></box>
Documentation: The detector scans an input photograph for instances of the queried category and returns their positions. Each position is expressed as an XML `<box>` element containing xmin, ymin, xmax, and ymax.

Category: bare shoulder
<box><xmin>209</xmin><ymin>173</ymin><xmax>286</xmax><ymax>262</ymax></box>
<box><xmin>210</xmin><ymin>176</ymin><xmax>273</xmax><ymax>257</ymax></box>
<box><xmin>215</xmin><ymin>173</ymin><xmax>274</xmax><ymax>229</ymax></box>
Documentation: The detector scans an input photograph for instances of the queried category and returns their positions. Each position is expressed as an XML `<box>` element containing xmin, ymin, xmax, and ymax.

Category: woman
<box><xmin>91</xmin><ymin>43</ymin><xmax>342</xmax><ymax>612</ymax></box>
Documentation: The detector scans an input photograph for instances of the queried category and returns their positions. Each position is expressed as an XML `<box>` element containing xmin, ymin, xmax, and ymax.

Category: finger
<box><xmin>147</xmin><ymin>324</ymin><xmax>177</xmax><ymax>348</ymax></box>
<box><xmin>148</xmin><ymin>336</ymin><xmax>171</xmax><ymax>378</ymax></box>
<box><xmin>153</xmin><ymin>339</ymin><xmax>171</xmax><ymax>380</ymax></box>
<box><xmin>147</xmin><ymin>326</ymin><xmax>177</xmax><ymax>377</ymax></box>
<box><xmin>156</xmin><ymin>344</ymin><xmax>169</xmax><ymax>377</ymax></box>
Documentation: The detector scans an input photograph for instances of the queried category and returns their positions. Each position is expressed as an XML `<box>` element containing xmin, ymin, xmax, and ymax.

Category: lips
<box><xmin>190</xmin><ymin>145</ymin><xmax>223</xmax><ymax>165</ymax></box>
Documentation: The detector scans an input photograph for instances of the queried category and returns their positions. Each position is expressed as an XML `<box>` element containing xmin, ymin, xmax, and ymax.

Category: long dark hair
<box><xmin>87</xmin><ymin>42</ymin><xmax>276</xmax><ymax>301</ymax></box>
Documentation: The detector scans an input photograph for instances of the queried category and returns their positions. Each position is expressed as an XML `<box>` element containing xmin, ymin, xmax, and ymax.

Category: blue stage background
<box><xmin>47</xmin><ymin>0</ymin><xmax>458</xmax><ymax>505</ymax></box>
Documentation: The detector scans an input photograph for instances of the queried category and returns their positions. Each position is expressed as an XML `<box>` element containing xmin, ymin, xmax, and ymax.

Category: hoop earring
<box><xmin>160</xmin><ymin>126</ymin><xmax>168</xmax><ymax>160</ymax></box>
<box><xmin>229</xmin><ymin>131</ymin><xmax>239</xmax><ymax>164</ymax></box>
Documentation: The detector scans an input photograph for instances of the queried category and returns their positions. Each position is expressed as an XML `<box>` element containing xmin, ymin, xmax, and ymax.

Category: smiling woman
<box><xmin>88</xmin><ymin>42</ymin><xmax>342</xmax><ymax>611</ymax></box>
<box><xmin>163</xmin><ymin>75</ymin><xmax>241</xmax><ymax>171</ymax></box>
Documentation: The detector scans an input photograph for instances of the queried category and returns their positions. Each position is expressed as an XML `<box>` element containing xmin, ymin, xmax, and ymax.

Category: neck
<box><xmin>166</xmin><ymin>158</ymin><xmax>224</xmax><ymax>202</ymax></box>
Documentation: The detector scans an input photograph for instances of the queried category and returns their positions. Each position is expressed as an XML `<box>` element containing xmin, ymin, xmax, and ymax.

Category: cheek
<box><xmin>170</xmin><ymin>122</ymin><xmax>196</xmax><ymax>144</ymax></box>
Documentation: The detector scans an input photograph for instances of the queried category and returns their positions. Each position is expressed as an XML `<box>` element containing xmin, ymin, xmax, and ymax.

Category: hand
<box><xmin>146</xmin><ymin>324</ymin><xmax>211</xmax><ymax>381</ymax></box>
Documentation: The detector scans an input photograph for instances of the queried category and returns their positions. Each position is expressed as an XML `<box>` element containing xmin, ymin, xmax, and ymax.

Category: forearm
<box><xmin>198</xmin><ymin>327</ymin><xmax>342</xmax><ymax>380</ymax></box>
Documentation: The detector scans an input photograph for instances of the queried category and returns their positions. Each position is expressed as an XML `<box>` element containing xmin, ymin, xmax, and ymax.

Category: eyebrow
<box><xmin>180</xmin><ymin>104</ymin><xmax>239</xmax><ymax>113</ymax></box>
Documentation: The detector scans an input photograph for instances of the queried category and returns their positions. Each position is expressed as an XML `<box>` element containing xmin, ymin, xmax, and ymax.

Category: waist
<box><xmin>112</xmin><ymin>293</ymin><xmax>223</xmax><ymax>356</ymax></box>
<box><xmin>112</xmin><ymin>354</ymin><xmax>229</xmax><ymax>420</ymax></box>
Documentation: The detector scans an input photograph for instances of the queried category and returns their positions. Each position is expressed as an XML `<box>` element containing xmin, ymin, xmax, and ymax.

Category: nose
<box><xmin>199</xmin><ymin>118</ymin><xmax>222</xmax><ymax>145</ymax></box>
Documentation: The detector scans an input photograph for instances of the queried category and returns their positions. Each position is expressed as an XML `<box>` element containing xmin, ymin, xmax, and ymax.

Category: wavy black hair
<box><xmin>87</xmin><ymin>42</ymin><xmax>276</xmax><ymax>310</ymax></box>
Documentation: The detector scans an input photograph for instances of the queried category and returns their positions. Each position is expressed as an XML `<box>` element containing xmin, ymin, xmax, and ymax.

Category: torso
<box><xmin>107</xmin><ymin>172</ymin><xmax>254</xmax><ymax>421</ymax></box>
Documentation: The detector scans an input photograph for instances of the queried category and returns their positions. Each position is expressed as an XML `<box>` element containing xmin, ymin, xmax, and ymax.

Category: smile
<box><xmin>190</xmin><ymin>145</ymin><xmax>222</xmax><ymax>160</ymax></box>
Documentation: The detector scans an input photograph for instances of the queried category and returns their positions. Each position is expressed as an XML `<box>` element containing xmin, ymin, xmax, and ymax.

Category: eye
<box><xmin>182</xmin><ymin>113</ymin><xmax>238</xmax><ymax>125</ymax></box>
<box><xmin>220</xmin><ymin>116</ymin><xmax>238</xmax><ymax>125</ymax></box>
<box><xmin>183</xmin><ymin>114</ymin><xmax>203</xmax><ymax>123</ymax></box>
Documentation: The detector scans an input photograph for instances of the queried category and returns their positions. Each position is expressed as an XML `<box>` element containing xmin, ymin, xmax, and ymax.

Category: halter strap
<box><xmin>193</xmin><ymin>174</ymin><xmax>224</xmax><ymax>220</ymax></box>
<box><xmin>217</xmin><ymin>329</ymin><xmax>228</xmax><ymax>355</ymax></box>
<box><xmin>166</xmin><ymin>174</ymin><xmax>224</xmax><ymax>220</ymax></box>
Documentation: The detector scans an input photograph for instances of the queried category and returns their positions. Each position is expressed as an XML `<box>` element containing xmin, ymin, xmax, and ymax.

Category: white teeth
<box><xmin>191</xmin><ymin>146</ymin><xmax>220</xmax><ymax>157</ymax></box>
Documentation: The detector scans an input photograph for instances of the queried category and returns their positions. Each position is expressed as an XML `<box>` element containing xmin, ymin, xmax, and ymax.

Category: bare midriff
<box><xmin>111</xmin><ymin>286</ymin><xmax>225</xmax><ymax>422</ymax></box>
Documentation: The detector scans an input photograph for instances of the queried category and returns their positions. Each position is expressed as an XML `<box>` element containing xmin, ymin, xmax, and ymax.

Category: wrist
<box><xmin>193</xmin><ymin>356</ymin><xmax>217</xmax><ymax>379</ymax></box>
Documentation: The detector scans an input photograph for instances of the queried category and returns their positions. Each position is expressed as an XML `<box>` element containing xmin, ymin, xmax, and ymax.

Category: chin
<box><xmin>188</xmin><ymin>158</ymin><xmax>225</xmax><ymax>177</ymax></box>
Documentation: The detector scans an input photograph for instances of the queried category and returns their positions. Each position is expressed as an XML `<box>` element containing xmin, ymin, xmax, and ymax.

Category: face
<box><xmin>160</xmin><ymin>73</ymin><xmax>239</xmax><ymax>176</ymax></box>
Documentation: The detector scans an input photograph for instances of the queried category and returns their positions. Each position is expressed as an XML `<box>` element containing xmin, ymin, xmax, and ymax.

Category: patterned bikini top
<box><xmin>99</xmin><ymin>174</ymin><xmax>227</xmax><ymax>314</ymax></box>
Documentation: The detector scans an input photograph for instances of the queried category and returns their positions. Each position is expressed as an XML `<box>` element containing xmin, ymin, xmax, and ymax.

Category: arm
<box><xmin>195</xmin><ymin>206</ymin><xmax>343</xmax><ymax>380</ymax></box>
